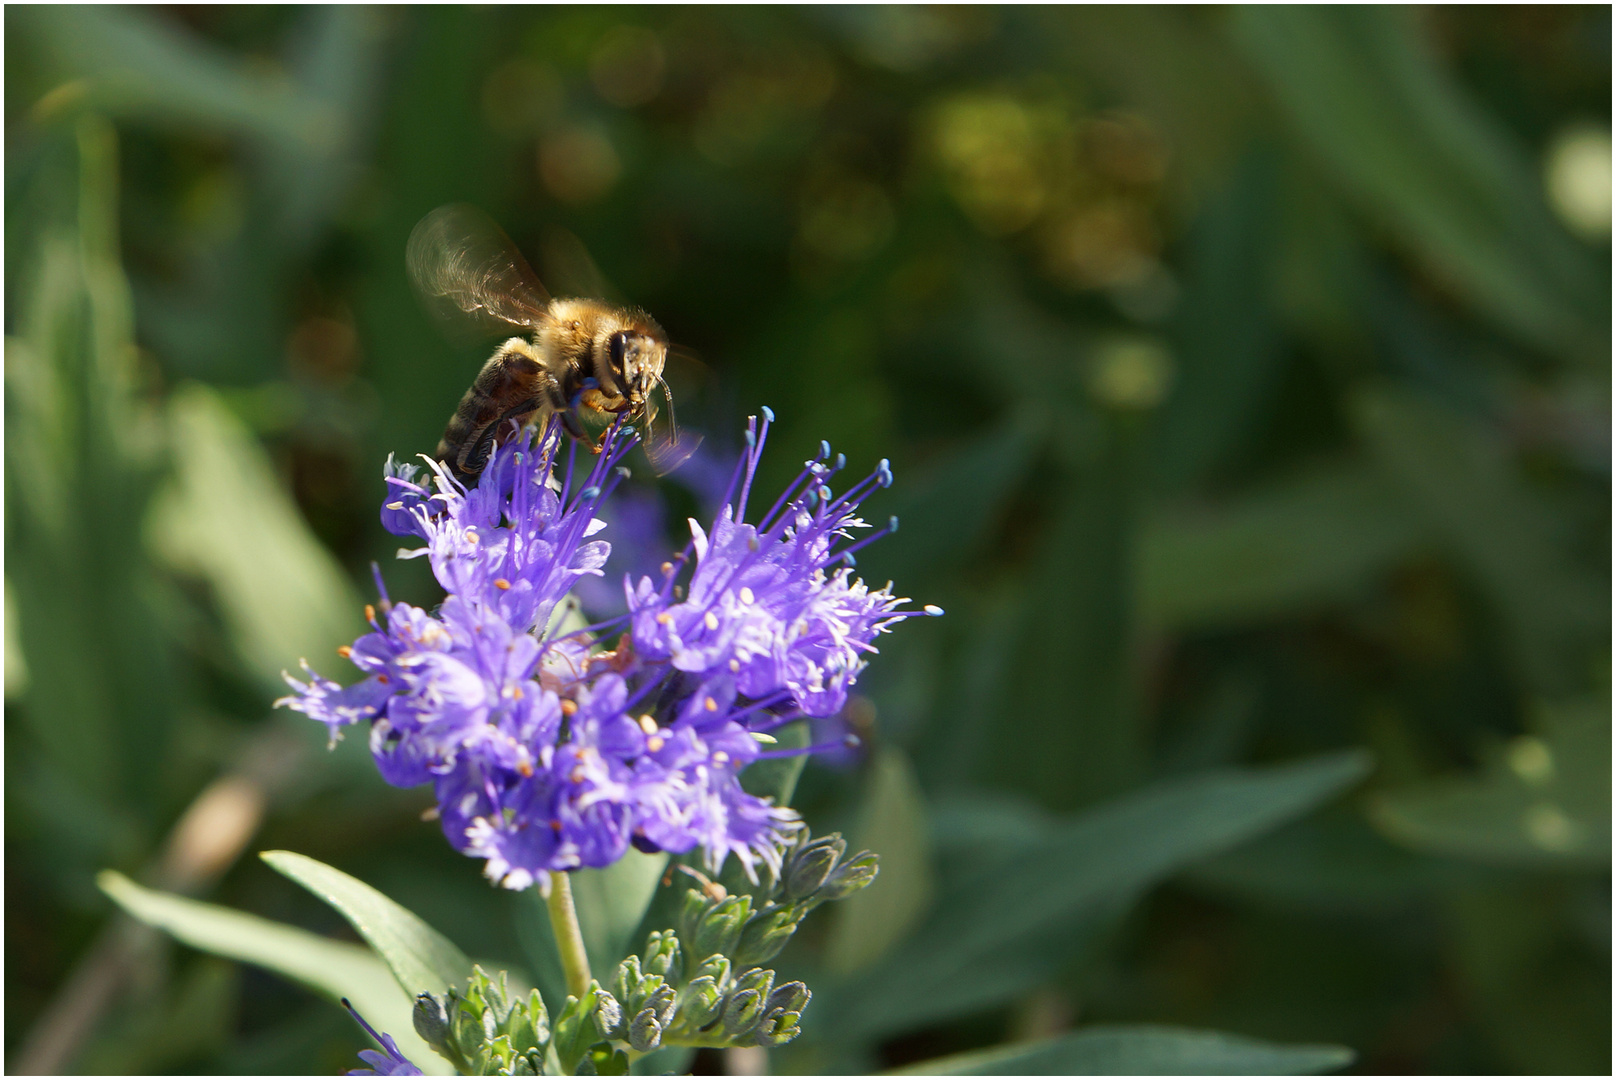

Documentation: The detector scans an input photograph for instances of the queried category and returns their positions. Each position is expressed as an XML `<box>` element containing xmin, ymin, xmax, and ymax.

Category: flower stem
<box><xmin>547</xmin><ymin>872</ymin><xmax>592</xmax><ymax>1000</ymax></box>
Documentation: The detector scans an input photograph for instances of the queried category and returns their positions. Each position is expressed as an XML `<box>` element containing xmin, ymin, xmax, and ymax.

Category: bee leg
<box><xmin>559</xmin><ymin>409</ymin><xmax>591</xmax><ymax>444</ymax></box>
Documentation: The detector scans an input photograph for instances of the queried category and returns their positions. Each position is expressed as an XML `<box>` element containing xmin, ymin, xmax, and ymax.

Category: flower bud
<box><xmin>674</xmin><ymin>974</ymin><xmax>724</xmax><ymax>1029</ymax></box>
<box><xmin>642</xmin><ymin>930</ymin><xmax>681</xmax><ymax>982</ymax></box>
<box><xmin>724</xmin><ymin>966</ymin><xmax>776</xmax><ymax>1038</ymax></box>
<box><xmin>818</xmin><ymin>851</ymin><xmax>879</xmax><ymax>901</ymax></box>
<box><xmin>451</xmin><ymin>999</ymin><xmax>485</xmax><ymax>1061</ymax></box>
<box><xmin>692</xmin><ymin>895</ymin><xmax>752</xmax><ymax>961</ymax></box>
<box><xmin>647</xmin><ymin>981</ymin><xmax>677</xmax><ymax>1027</ymax></box>
<box><xmin>412</xmin><ymin>992</ymin><xmax>451</xmax><ymax>1051</ymax></box>
<box><xmin>614</xmin><ymin>954</ymin><xmax>644</xmax><ymax>1002</ymax></box>
<box><xmin>761</xmin><ymin>1009</ymin><xmax>804</xmax><ymax>1047</ymax></box>
<box><xmin>677</xmin><ymin>888</ymin><xmax>711</xmax><ymax>943</ymax></box>
<box><xmin>721</xmin><ymin>988</ymin><xmax>764</xmax><ymax>1039</ymax></box>
<box><xmin>590</xmin><ymin>984</ymin><xmax>624</xmax><ymax>1041</ymax></box>
<box><xmin>732</xmin><ymin>966</ymin><xmax>774</xmax><ymax>999</ymax></box>
<box><xmin>785</xmin><ymin>836</ymin><xmax>844</xmax><ymax>899</ymax></box>
<box><xmin>766</xmin><ymin>980</ymin><xmax>809</xmax><ymax>1017</ymax></box>
<box><xmin>507</xmin><ymin>989</ymin><xmax>550</xmax><ymax>1055</ymax></box>
<box><xmin>628</xmin><ymin>1007</ymin><xmax>664</xmax><ymax>1052</ymax></box>
<box><xmin>734</xmin><ymin>907</ymin><xmax>800</xmax><ymax>967</ymax></box>
<box><xmin>692</xmin><ymin>953</ymin><xmax>731</xmax><ymax>987</ymax></box>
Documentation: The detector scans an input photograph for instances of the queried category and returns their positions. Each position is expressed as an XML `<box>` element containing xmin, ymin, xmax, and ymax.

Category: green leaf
<box><xmin>13</xmin><ymin>6</ymin><xmax>334</xmax><ymax>149</ymax></box>
<box><xmin>1369</xmin><ymin>699</ymin><xmax>1610</xmax><ymax>867</ymax></box>
<box><xmin>1349</xmin><ymin>385</ymin><xmax>1603</xmax><ymax>695</ymax></box>
<box><xmin>6</xmin><ymin>118</ymin><xmax>176</xmax><ymax>809</ymax></box>
<box><xmin>1183</xmin><ymin>808</ymin><xmax>1487</xmax><ymax>915</ymax></box>
<box><xmin>98</xmin><ymin>871</ymin><xmax>447</xmax><ymax>1074</ymax></box>
<box><xmin>819</xmin><ymin>751</ymin><xmax>1372</xmax><ymax>1038</ymax></box>
<box><xmin>147</xmin><ymin>382</ymin><xmax>365</xmax><ymax>693</ymax></box>
<box><xmin>1138</xmin><ymin>460</ymin><xmax>1427</xmax><ymax>630</ymax></box>
<box><xmin>260</xmin><ymin>850</ymin><xmax>473</xmax><ymax>998</ymax></box>
<box><xmin>993</xmin><ymin>431</ymin><xmax>1139</xmax><ymax>808</ymax></box>
<box><xmin>573</xmin><ymin>848</ymin><xmax>670</xmax><ymax>987</ymax></box>
<box><xmin>1152</xmin><ymin>144</ymin><xmax>1284</xmax><ymax>491</ymax></box>
<box><xmin>890</xmin><ymin>1024</ymin><xmax>1354</xmax><ymax>1075</ymax></box>
<box><xmin>1231</xmin><ymin>6</ymin><xmax>1602</xmax><ymax>363</ymax></box>
<box><xmin>825</xmin><ymin>746</ymin><xmax>934</xmax><ymax>974</ymax></box>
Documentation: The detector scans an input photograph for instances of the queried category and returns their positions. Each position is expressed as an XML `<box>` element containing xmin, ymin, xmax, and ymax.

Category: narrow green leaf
<box><xmin>994</xmin><ymin>432</ymin><xmax>1139</xmax><ymax>808</ymax></box>
<box><xmin>14</xmin><ymin>6</ymin><xmax>333</xmax><ymax>149</ymax></box>
<box><xmin>261</xmin><ymin>850</ymin><xmax>473</xmax><ymax>998</ymax></box>
<box><xmin>825</xmin><ymin>746</ymin><xmax>934</xmax><ymax>974</ymax></box>
<box><xmin>1232</xmin><ymin>6</ymin><xmax>1601</xmax><ymax>363</ymax></box>
<box><xmin>890</xmin><ymin>1024</ymin><xmax>1354</xmax><ymax>1075</ymax></box>
<box><xmin>1350</xmin><ymin>385</ymin><xmax>1603</xmax><ymax>695</ymax></box>
<box><xmin>820</xmin><ymin>751</ymin><xmax>1372</xmax><ymax>1038</ymax></box>
<box><xmin>148</xmin><ymin>382</ymin><xmax>364</xmax><ymax>693</ymax></box>
<box><xmin>98</xmin><ymin>871</ymin><xmax>446</xmax><ymax>1074</ymax></box>
<box><xmin>1152</xmin><ymin>145</ymin><xmax>1284</xmax><ymax>490</ymax></box>
<box><xmin>1138</xmin><ymin>461</ymin><xmax>1427</xmax><ymax>630</ymax></box>
<box><xmin>1184</xmin><ymin>808</ymin><xmax>1487</xmax><ymax>915</ymax></box>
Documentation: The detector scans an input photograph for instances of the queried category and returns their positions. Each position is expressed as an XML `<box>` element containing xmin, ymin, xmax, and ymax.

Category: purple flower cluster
<box><xmin>279</xmin><ymin>411</ymin><xmax>935</xmax><ymax>890</ymax></box>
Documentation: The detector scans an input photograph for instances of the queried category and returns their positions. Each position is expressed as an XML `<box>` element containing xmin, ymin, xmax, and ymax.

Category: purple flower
<box><xmin>627</xmin><ymin>409</ymin><xmax>934</xmax><ymax>718</ymax></box>
<box><xmin>342</xmin><ymin>999</ymin><xmax>423</xmax><ymax>1076</ymax></box>
<box><xmin>278</xmin><ymin>412</ymin><xmax>938</xmax><ymax>891</ymax></box>
<box><xmin>570</xmin><ymin>486</ymin><xmax>668</xmax><ymax>620</ymax></box>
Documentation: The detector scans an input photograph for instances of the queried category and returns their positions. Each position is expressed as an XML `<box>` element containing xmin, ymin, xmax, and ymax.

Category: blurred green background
<box><xmin>5</xmin><ymin>5</ymin><xmax>1610</xmax><ymax>1074</ymax></box>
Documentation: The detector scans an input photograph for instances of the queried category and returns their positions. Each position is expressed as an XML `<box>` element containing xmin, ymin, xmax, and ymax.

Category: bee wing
<box><xmin>637</xmin><ymin>347</ymin><xmax>711</xmax><ymax>476</ymax></box>
<box><xmin>643</xmin><ymin>420</ymin><xmax>703</xmax><ymax>476</ymax></box>
<box><xmin>407</xmin><ymin>204</ymin><xmax>552</xmax><ymax>339</ymax></box>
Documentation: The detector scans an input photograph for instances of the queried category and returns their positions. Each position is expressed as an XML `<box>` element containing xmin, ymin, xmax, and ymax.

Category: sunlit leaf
<box><xmin>1232</xmin><ymin>6</ymin><xmax>1603</xmax><ymax>363</ymax></box>
<box><xmin>13</xmin><ymin>6</ymin><xmax>333</xmax><ymax>149</ymax></box>
<box><xmin>98</xmin><ymin>870</ymin><xmax>447</xmax><ymax>1073</ymax></box>
<box><xmin>825</xmin><ymin>746</ymin><xmax>935</xmax><ymax>973</ymax></box>
<box><xmin>148</xmin><ymin>383</ymin><xmax>365</xmax><ymax>693</ymax></box>
<box><xmin>261</xmin><ymin>850</ymin><xmax>474</xmax><ymax>998</ymax></box>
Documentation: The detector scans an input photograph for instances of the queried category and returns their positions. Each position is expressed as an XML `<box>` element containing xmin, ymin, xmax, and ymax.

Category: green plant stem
<box><xmin>547</xmin><ymin>872</ymin><xmax>592</xmax><ymax>1000</ymax></box>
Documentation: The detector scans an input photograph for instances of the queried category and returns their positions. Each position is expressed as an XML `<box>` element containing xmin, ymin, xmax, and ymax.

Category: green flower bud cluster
<box><xmin>551</xmin><ymin>981</ymin><xmax>631</xmax><ymax>1075</ymax></box>
<box><xmin>410</xmin><ymin>834</ymin><xmax>877</xmax><ymax>1073</ymax></box>
<box><xmin>645</xmin><ymin>830</ymin><xmax>877</xmax><ymax>1050</ymax></box>
<box><xmin>413</xmin><ymin>965</ymin><xmax>552</xmax><ymax>1076</ymax></box>
<box><xmin>692</xmin><ymin>831</ymin><xmax>880</xmax><ymax>970</ymax></box>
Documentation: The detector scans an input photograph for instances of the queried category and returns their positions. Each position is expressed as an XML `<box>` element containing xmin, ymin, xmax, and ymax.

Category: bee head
<box><xmin>605</xmin><ymin>328</ymin><xmax>667</xmax><ymax>406</ymax></box>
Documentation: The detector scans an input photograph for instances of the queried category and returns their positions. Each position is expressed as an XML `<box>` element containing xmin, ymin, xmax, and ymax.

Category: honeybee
<box><xmin>407</xmin><ymin>204</ymin><xmax>695</xmax><ymax>480</ymax></box>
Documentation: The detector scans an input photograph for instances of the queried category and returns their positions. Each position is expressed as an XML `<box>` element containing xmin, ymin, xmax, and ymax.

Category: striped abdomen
<box><xmin>436</xmin><ymin>340</ymin><xmax>553</xmax><ymax>479</ymax></box>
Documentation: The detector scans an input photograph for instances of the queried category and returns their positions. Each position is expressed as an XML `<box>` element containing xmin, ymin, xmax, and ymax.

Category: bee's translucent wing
<box><xmin>643</xmin><ymin>421</ymin><xmax>703</xmax><ymax>476</ymax></box>
<box><xmin>640</xmin><ymin>345</ymin><xmax>713</xmax><ymax>475</ymax></box>
<box><xmin>407</xmin><ymin>204</ymin><xmax>552</xmax><ymax>337</ymax></box>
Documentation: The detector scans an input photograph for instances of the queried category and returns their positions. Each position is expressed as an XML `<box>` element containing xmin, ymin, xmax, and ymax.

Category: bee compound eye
<box><xmin>608</xmin><ymin>331</ymin><xmax>629</xmax><ymax>376</ymax></box>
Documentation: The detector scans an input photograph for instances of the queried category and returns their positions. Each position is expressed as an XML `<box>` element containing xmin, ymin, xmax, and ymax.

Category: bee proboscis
<box><xmin>407</xmin><ymin>204</ymin><xmax>696</xmax><ymax>480</ymax></box>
